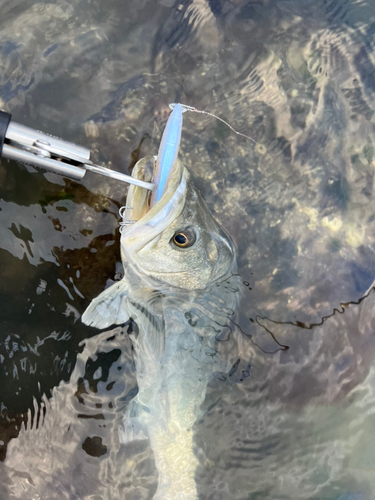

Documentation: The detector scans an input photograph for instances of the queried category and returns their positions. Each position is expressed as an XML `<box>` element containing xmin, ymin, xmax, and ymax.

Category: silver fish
<box><xmin>82</xmin><ymin>117</ymin><xmax>240</xmax><ymax>498</ymax></box>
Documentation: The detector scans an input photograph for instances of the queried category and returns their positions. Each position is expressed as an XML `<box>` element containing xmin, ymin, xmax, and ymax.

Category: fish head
<box><xmin>120</xmin><ymin>156</ymin><xmax>235</xmax><ymax>290</ymax></box>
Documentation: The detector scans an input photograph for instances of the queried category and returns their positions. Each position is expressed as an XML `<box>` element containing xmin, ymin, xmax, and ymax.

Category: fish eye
<box><xmin>171</xmin><ymin>228</ymin><xmax>197</xmax><ymax>248</ymax></box>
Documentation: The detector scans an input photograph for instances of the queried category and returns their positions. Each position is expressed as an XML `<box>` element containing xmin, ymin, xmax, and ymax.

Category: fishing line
<box><xmin>169</xmin><ymin>103</ymin><xmax>259</xmax><ymax>145</ymax></box>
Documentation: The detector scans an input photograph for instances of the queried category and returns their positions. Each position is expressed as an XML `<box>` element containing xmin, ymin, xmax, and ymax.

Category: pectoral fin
<box><xmin>81</xmin><ymin>279</ymin><xmax>130</xmax><ymax>329</ymax></box>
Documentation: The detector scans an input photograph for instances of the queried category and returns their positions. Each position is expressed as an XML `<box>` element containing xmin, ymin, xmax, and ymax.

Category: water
<box><xmin>1</xmin><ymin>0</ymin><xmax>375</xmax><ymax>498</ymax></box>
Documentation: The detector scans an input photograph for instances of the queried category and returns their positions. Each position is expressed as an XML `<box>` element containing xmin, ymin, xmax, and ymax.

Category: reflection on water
<box><xmin>1</xmin><ymin>0</ymin><xmax>375</xmax><ymax>498</ymax></box>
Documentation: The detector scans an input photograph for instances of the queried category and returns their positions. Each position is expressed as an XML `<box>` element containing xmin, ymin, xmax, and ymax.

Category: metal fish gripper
<box><xmin>0</xmin><ymin>110</ymin><xmax>156</xmax><ymax>191</ymax></box>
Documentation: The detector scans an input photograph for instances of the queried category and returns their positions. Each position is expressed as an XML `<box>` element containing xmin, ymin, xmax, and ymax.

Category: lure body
<box><xmin>150</xmin><ymin>103</ymin><xmax>184</xmax><ymax>206</ymax></box>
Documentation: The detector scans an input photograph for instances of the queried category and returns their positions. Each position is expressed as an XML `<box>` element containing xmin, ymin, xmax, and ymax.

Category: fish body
<box><xmin>82</xmin><ymin>109</ymin><xmax>239</xmax><ymax>499</ymax></box>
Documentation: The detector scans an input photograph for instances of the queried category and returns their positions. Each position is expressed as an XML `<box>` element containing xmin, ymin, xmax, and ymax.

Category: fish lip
<box><xmin>121</xmin><ymin>167</ymin><xmax>188</xmax><ymax>249</ymax></box>
<box><xmin>124</xmin><ymin>156</ymin><xmax>185</xmax><ymax>226</ymax></box>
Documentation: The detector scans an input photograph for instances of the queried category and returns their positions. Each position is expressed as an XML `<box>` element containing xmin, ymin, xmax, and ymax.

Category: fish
<box><xmin>82</xmin><ymin>104</ymin><xmax>241</xmax><ymax>499</ymax></box>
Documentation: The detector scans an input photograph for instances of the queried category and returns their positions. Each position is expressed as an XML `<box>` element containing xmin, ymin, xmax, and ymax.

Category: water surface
<box><xmin>1</xmin><ymin>0</ymin><xmax>375</xmax><ymax>498</ymax></box>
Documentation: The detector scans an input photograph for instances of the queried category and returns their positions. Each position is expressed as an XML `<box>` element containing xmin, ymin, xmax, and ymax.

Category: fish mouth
<box><xmin>122</xmin><ymin>103</ymin><xmax>184</xmax><ymax>228</ymax></box>
<box><xmin>124</xmin><ymin>154</ymin><xmax>184</xmax><ymax>222</ymax></box>
<box><xmin>120</xmin><ymin>155</ymin><xmax>187</xmax><ymax>251</ymax></box>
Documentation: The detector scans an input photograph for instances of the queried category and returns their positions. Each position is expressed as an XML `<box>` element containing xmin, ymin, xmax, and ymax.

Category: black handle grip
<box><xmin>0</xmin><ymin>110</ymin><xmax>11</xmax><ymax>157</ymax></box>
